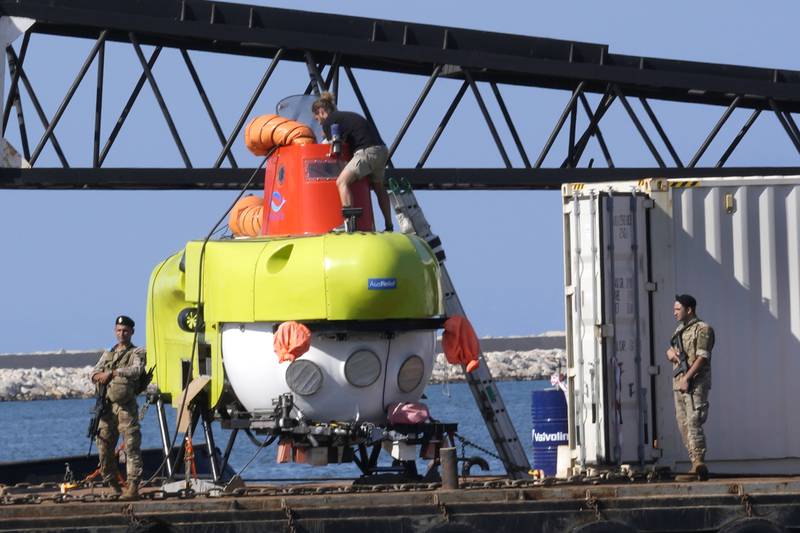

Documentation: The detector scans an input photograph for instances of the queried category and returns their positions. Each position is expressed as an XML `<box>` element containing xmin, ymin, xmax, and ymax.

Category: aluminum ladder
<box><xmin>387</xmin><ymin>177</ymin><xmax>531</xmax><ymax>479</ymax></box>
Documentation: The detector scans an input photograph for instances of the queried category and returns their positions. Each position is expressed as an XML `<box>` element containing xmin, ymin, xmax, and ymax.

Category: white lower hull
<box><xmin>221</xmin><ymin>323</ymin><xmax>435</xmax><ymax>423</ymax></box>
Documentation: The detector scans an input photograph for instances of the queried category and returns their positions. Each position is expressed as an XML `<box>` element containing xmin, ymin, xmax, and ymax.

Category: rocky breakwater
<box><xmin>0</xmin><ymin>334</ymin><xmax>565</xmax><ymax>400</ymax></box>
<box><xmin>0</xmin><ymin>366</ymin><xmax>95</xmax><ymax>401</ymax></box>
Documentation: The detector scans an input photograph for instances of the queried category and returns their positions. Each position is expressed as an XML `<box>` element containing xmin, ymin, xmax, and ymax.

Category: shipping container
<box><xmin>562</xmin><ymin>176</ymin><xmax>800</xmax><ymax>475</ymax></box>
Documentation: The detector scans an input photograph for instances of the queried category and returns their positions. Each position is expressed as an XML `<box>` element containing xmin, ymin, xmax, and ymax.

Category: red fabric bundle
<box><xmin>442</xmin><ymin>316</ymin><xmax>480</xmax><ymax>373</ymax></box>
<box><xmin>274</xmin><ymin>321</ymin><xmax>311</xmax><ymax>363</ymax></box>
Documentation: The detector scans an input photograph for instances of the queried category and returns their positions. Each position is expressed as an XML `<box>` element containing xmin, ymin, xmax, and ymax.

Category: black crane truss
<box><xmin>2</xmin><ymin>0</ymin><xmax>800</xmax><ymax>190</ymax></box>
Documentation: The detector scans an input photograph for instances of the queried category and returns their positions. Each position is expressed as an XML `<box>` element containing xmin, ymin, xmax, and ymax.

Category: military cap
<box><xmin>115</xmin><ymin>315</ymin><xmax>135</xmax><ymax>328</ymax></box>
<box><xmin>674</xmin><ymin>294</ymin><xmax>697</xmax><ymax>311</ymax></box>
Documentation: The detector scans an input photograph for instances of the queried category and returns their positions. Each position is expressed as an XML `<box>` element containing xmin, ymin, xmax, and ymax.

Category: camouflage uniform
<box><xmin>671</xmin><ymin>317</ymin><xmax>713</xmax><ymax>465</ymax></box>
<box><xmin>92</xmin><ymin>344</ymin><xmax>145</xmax><ymax>486</ymax></box>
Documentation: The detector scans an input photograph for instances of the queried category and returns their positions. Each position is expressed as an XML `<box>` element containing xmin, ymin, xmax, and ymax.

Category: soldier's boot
<box><xmin>691</xmin><ymin>461</ymin><xmax>709</xmax><ymax>481</ymax></box>
<box><xmin>107</xmin><ymin>479</ymin><xmax>123</xmax><ymax>495</ymax></box>
<box><xmin>119</xmin><ymin>479</ymin><xmax>140</xmax><ymax>501</ymax></box>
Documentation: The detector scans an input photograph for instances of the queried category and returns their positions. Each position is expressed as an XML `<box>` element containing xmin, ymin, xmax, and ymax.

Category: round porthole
<box><xmin>345</xmin><ymin>349</ymin><xmax>381</xmax><ymax>387</ymax></box>
<box><xmin>397</xmin><ymin>355</ymin><xmax>425</xmax><ymax>393</ymax></box>
<box><xmin>285</xmin><ymin>360</ymin><xmax>323</xmax><ymax>396</ymax></box>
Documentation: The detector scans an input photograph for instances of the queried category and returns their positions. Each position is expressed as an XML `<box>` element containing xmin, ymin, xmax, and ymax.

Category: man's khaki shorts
<box><xmin>343</xmin><ymin>145</ymin><xmax>389</xmax><ymax>185</ymax></box>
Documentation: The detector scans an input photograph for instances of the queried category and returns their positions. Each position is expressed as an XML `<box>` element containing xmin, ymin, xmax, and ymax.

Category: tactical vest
<box><xmin>100</xmin><ymin>345</ymin><xmax>142</xmax><ymax>404</ymax></box>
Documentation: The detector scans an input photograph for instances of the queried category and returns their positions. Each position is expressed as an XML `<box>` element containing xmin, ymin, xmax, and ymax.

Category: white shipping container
<box><xmin>562</xmin><ymin>176</ymin><xmax>800</xmax><ymax>474</ymax></box>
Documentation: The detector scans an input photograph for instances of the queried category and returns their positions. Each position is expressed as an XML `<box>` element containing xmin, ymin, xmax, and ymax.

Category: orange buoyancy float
<box><xmin>245</xmin><ymin>114</ymin><xmax>316</xmax><ymax>155</ymax></box>
<box><xmin>442</xmin><ymin>316</ymin><xmax>481</xmax><ymax>373</ymax></box>
<box><xmin>229</xmin><ymin>195</ymin><xmax>263</xmax><ymax>237</ymax></box>
<box><xmin>273</xmin><ymin>321</ymin><xmax>312</xmax><ymax>363</ymax></box>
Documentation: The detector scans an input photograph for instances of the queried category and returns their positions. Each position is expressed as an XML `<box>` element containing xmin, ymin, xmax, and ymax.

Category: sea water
<box><xmin>0</xmin><ymin>380</ymin><xmax>550</xmax><ymax>480</ymax></box>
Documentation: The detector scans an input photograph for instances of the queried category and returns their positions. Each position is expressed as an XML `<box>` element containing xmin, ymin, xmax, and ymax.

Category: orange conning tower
<box><xmin>233</xmin><ymin>114</ymin><xmax>375</xmax><ymax>237</ymax></box>
<box><xmin>262</xmin><ymin>143</ymin><xmax>374</xmax><ymax>236</ymax></box>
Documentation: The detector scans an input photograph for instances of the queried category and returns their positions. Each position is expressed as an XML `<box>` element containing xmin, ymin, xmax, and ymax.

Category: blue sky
<box><xmin>1</xmin><ymin>0</ymin><xmax>799</xmax><ymax>352</ymax></box>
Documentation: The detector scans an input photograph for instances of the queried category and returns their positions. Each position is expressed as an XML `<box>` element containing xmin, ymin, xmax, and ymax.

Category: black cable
<box><xmin>147</xmin><ymin>150</ymin><xmax>273</xmax><ymax>483</ymax></box>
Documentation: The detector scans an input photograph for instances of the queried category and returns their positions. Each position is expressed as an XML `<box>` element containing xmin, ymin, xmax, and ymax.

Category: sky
<box><xmin>1</xmin><ymin>0</ymin><xmax>800</xmax><ymax>353</ymax></box>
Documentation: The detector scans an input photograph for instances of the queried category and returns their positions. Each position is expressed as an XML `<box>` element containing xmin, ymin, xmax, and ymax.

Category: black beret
<box><xmin>674</xmin><ymin>294</ymin><xmax>697</xmax><ymax>310</ymax></box>
<box><xmin>116</xmin><ymin>315</ymin><xmax>135</xmax><ymax>328</ymax></box>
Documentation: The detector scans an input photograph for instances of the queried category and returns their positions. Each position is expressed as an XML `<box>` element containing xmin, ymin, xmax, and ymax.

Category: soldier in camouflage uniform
<box><xmin>666</xmin><ymin>294</ymin><xmax>714</xmax><ymax>481</ymax></box>
<box><xmin>90</xmin><ymin>315</ymin><xmax>145</xmax><ymax>500</ymax></box>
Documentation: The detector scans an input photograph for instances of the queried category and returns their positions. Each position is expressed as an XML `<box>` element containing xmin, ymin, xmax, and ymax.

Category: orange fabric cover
<box><xmin>229</xmin><ymin>195</ymin><xmax>263</xmax><ymax>237</ymax></box>
<box><xmin>442</xmin><ymin>316</ymin><xmax>480</xmax><ymax>373</ymax></box>
<box><xmin>245</xmin><ymin>114</ymin><xmax>316</xmax><ymax>155</ymax></box>
<box><xmin>274</xmin><ymin>321</ymin><xmax>312</xmax><ymax>363</ymax></box>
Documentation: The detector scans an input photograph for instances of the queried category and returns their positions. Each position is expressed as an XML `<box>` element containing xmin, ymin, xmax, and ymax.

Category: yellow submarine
<box><xmin>145</xmin><ymin>103</ymin><xmax>450</xmax><ymax>471</ymax></box>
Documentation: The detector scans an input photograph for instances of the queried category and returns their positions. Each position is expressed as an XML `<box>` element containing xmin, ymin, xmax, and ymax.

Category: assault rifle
<box><xmin>672</xmin><ymin>330</ymin><xmax>690</xmax><ymax>378</ymax></box>
<box><xmin>86</xmin><ymin>383</ymin><xmax>108</xmax><ymax>456</ymax></box>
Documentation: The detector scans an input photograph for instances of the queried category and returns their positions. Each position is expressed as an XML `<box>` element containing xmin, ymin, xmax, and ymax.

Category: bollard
<box><xmin>440</xmin><ymin>447</ymin><xmax>458</xmax><ymax>489</ymax></box>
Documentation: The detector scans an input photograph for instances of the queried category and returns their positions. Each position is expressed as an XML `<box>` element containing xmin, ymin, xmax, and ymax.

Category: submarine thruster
<box><xmin>145</xmin><ymin>99</ymin><xmax>466</xmax><ymax>477</ymax></box>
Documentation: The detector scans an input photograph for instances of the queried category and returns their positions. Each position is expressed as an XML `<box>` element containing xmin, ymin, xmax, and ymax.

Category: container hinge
<box><xmin>648</xmin><ymin>365</ymin><xmax>660</xmax><ymax>376</ymax></box>
<box><xmin>645</xmin><ymin>282</ymin><xmax>657</xmax><ymax>292</ymax></box>
<box><xmin>563</xmin><ymin>203</ymin><xmax>574</xmax><ymax>215</ymax></box>
<box><xmin>643</xmin><ymin>198</ymin><xmax>655</xmax><ymax>209</ymax></box>
<box><xmin>565</xmin><ymin>285</ymin><xmax>575</xmax><ymax>296</ymax></box>
<box><xmin>595</xmin><ymin>324</ymin><xmax>614</xmax><ymax>338</ymax></box>
<box><xmin>567</xmin><ymin>367</ymin><xmax>577</xmax><ymax>378</ymax></box>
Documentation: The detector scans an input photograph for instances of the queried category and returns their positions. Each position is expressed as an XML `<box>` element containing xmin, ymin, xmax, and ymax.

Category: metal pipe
<box><xmin>490</xmin><ymin>81</ymin><xmax>531</xmax><ymax>168</ymax></box>
<box><xmin>7</xmin><ymin>47</ymin><xmax>67</xmax><ymax>166</ymax></box>
<box><xmin>219</xmin><ymin>428</ymin><xmax>238</xmax><ymax>475</ymax></box>
<box><xmin>465</xmin><ymin>70</ymin><xmax>511</xmax><ymax>168</ymax></box>
<box><xmin>566</xmin><ymin>90</ymin><xmax>614</xmax><ymax>168</ymax></box>
<box><xmin>389</xmin><ymin>65</ymin><xmax>441</xmax><ymax>159</ymax></box>
<box><xmin>568</xmin><ymin>100</ymin><xmax>576</xmax><ymax>165</ymax></box>
<box><xmin>99</xmin><ymin>46</ymin><xmax>162</xmax><ymax>166</ymax></box>
<box><xmin>535</xmin><ymin>81</ymin><xmax>585</xmax><ymax>168</ymax></box>
<box><xmin>214</xmin><ymin>49</ymin><xmax>284</xmax><ymax>168</ymax></box>
<box><xmin>201</xmin><ymin>413</ymin><xmax>220</xmax><ymax>482</ymax></box>
<box><xmin>304</xmin><ymin>51</ymin><xmax>326</xmax><ymax>95</ymax></box>
<box><xmin>783</xmin><ymin>111</ymin><xmax>800</xmax><ymax>150</ymax></box>
<box><xmin>716</xmin><ymin>109</ymin><xmax>760</xmax><ymax>167</ymax></box>
<box><xmin>639</xmin><ymin>97</ymin><xmax>683</xmax><ymax>167</ymax></box>
<box><xmin>440</xmin><ymin>447</ymin><xmax>458</xmax><ymax>489</ymax></box>
<box><xmin>323</xmin><ymin>53</ymin><xmax>340</xmax><ymax>94</ymax></box>
<box><xmin>5</xmin><ymin>49</ymin><xmax>30</xmax><ymax>161</ymax></box>
<box><xmin>578</xmin><ymin>92</ymin><xmax>614</xmax><ymax>167</ymax></box>
<box><xmin>180</xmin><ymin>48</ymin><xmax>236</xmax><ymax>168</ymax></box>
<box><xmin>156</xmin><ymin>397</ymin><xmax>174</xmax><ymax>478</ymax></box>
<box><xmin>343</xmin><ymin>66</ymin><xmax>391</xmax><ymax>167</ymax></box>
<box><xmin>416</xmin><ymin>81</ymin><xmax>468</xmax><ymax>168</ymax></box>
<box><xmin>768</xmin><ymin>99</ymin><xmax>800</xmax><ymax>154</ymax></box>
<box><xmin>688</xmin><ymin>95</ymin><xmax>741</xmax><ymax>167</ymax></box>
<box><xmin>129</xmin><ymin>33</ymin><xmax>191</xmax><ymax>168</ymax></box>
<box><xmin>30</xmin><ymin>30</ymin><xmax>108</xmax><ymax>165</ymax></box>
<box><xmin>2</xmin><ymin>31</ymin><xmax>29</xmax><ymax>135</ymax></box>
<box><xmin>93</xmin><ymin>41</ymin><xmax>104</xmax><ymax>168</ymax></box>
<box><xmin>612</xmin><ymin>85</ymin><xmax>666</xmax><ymax>168</ymax></box>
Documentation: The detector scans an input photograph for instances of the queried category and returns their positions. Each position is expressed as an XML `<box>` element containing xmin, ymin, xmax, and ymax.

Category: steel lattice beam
<box><xmin>4</xmin><ymin>166</ymin><xmax>800</xmax><ymax>191</ymax></box>
<box><xmin>2</xmin><ymin>0</ymin><xmax>800</xmax><ymax>189</ymax></box>
<box><xmin>3</xmin><ymin>0</ymin><xmax>800</xmax><ymax>110</ymax></box>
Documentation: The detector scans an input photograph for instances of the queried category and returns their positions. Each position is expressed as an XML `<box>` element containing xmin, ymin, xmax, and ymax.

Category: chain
<box><xmin>454</xmin><ymin>432</ymin><xmax>504</xmax><ymax>464</ymax></box>
<box><xmin>282</xmin><ymin>498</ymin><xmax>298</xmax><ymax>533</ymax></box>
<box><xmin>740</xmin><ymin>493</ymin><xmax>754</xmax><ymax>517</ymax></box>
<box><xmin>584</xmin><ymin>490</ymin><xmax>602</xmax><ymax>521</ymax></box>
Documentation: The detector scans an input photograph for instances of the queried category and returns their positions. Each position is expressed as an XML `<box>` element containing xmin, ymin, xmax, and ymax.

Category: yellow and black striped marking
<box><xmin>669</xmin><ymin>180</ymin><xmax>700</xmax><ymax>188</ymax></box>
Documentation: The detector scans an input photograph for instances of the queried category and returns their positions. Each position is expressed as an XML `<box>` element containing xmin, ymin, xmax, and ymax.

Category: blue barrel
<box><xmin>531</xmin><ymin>389</ymin><xmax>568</xmax><ymax>476</ymax></box>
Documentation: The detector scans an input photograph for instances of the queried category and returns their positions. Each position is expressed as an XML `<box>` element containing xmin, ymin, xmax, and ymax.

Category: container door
<box><xmin>564</xmin><ymin>190</ymin><xmax>655</xmax><ymax>466</ymax></box>
<box><xmin>599</xmin><ymin>194</ymin><xmax>655</xmax><ymax>465</ymax></box>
